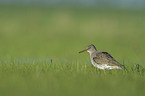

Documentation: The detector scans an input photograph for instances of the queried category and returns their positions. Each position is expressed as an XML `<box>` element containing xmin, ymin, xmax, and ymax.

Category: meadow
<box><xmin>0</xmin><ymin>5</ymin><xmax>145</xmax><ymax>96</ymax></box>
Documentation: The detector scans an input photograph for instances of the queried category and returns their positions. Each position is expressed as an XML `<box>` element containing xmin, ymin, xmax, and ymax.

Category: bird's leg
<box><xmin>104</xmin><ymin>69</ymin><xmax>106</xmax><ymax>74</ymax></box>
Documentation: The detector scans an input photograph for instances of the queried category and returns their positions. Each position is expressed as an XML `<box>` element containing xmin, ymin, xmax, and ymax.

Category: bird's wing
<box><xmin>93</xmin><ymin>51</ymin><xmax>122</xmax><ymax>66</ymax></box>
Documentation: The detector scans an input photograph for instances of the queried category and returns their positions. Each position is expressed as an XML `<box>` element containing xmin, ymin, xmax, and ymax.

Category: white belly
<box><xmin>91</xmin><ymin>59</ymin><xmax>122</xmax><ymax>70</ymax></box>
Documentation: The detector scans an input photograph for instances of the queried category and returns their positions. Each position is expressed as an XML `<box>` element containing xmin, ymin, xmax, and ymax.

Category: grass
<box><xmin>0</xmin><ymin>5</ymin><xmax>145</xmax><ymax>96</ymax></box>
<box><xmin>0</xmin><ymin>58</ymin><xmax>145</xmax><ymax>96</ymax></box>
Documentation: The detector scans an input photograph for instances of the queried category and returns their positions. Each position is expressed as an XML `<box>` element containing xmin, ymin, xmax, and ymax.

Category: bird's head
<box><xmin>79</xmin><ymin>44</ymin><xmax>97</xmax><ymax>54</ymax></box>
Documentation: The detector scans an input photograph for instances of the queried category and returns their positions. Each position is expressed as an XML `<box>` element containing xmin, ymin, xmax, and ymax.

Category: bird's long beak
<box><xmin>79</xmin><ymin>49</ymin><xmax>88</xmax><ymax>54</ymax></box>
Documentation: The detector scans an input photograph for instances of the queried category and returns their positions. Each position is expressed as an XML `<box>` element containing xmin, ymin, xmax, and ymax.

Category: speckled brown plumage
<box><xmin>93</xmin><ymin>51</ymin><xmax>123</xmax><ymax>66</ymax></box>
<box><xmin>79</xmin><ymin>44</ymin><xmax>125</xmax><ymax>70</ymax></box>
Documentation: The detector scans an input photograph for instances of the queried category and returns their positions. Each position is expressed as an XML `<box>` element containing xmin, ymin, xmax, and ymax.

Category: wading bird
<box><xmin>79</xmin><ymin>44</ymin><xmax>124</xmax><ymax>73</ymax></box>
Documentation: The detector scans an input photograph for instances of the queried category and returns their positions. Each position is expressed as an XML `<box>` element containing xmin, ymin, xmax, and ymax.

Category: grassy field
<box><xmin>0</xmin><ymin>5</ymin><xmax>145</xmax><ymax>96</ymax></box>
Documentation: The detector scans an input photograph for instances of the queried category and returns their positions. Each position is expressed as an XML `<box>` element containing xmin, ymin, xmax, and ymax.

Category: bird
<box><xmin>79</xmin><ymin>44</ymin><xmax>124</xmax><ymax>73</ymax></box>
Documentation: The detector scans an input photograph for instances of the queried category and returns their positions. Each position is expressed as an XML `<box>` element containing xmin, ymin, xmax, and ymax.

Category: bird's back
<box><xmin>90</xmin><ymin>51</ymin><xmax>123</xmax><ymax>70</ymax></box>
<box><xmin>94</xmin><ymin>51</ymin><xmax>122</xmax><ymax>66</ymax></box>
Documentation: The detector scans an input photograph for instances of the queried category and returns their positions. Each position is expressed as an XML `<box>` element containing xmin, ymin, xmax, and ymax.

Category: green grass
<box><xmin>0</xmin><ymin>59</ymin><xmax>145</xmax><ymax>96</ymax></box>
<box><xmin>0</xmin><ymin>6</ymin><xmax>145</xmax><ymax>96</ymax></box>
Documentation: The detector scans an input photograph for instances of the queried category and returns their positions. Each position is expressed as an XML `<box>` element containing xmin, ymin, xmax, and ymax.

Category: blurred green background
<box><xmin>0</xmin><ymin>5</ymin><xmax>145</xmax><ymax>62</ymax></box>
<box><xmin>0</xmin><ymin>6</ymin><xmax>145</xmax><ymax>60</ymax></box>
<box><xmin>0</xmin><ymin>1</ymin><xmax>145</xmax><ymax>96</ymax></box>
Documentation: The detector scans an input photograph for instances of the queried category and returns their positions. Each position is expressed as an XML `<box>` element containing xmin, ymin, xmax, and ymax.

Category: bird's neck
<box><xmin>88</xmin><ymin>50</ymin><xmax>96</xmax><ymax>56</ymax></box>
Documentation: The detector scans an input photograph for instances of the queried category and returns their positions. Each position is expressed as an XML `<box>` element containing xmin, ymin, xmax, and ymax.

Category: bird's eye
<box><xmin>88</xmin><ymin>47</ymin><xmax>91</xmax><ymax>49</ymax></box>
